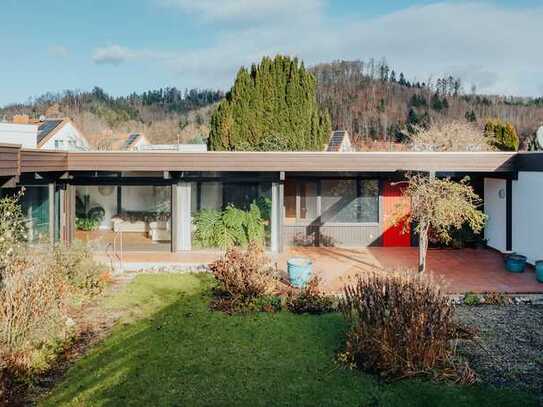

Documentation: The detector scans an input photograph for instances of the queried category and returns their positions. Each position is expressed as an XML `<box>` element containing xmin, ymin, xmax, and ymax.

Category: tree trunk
<box><xmin>418</xmin><ymin>223</ymin><xmax>429</xmax><ymax>273</ymax></box>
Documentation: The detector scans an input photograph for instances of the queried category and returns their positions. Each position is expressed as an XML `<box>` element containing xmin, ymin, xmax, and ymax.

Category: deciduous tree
<box><xmin>398</xmin><ymin>175</ymin><xmax>486</xmax><ymax>273</ymax></box>
<box><xmin>409</xmin><ymin>121</ymin><xmax>494</xmax><ymax>152</ymax></box>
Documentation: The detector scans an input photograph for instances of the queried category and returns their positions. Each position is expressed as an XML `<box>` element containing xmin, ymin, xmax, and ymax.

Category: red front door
<box><xmin>383</xmin><ymin>182</ymin><xmax>411</xmax><ymax>247</ymax></box>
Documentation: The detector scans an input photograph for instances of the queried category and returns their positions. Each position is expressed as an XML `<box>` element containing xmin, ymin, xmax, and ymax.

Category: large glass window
<box><xmin>285</xmin><ymin>180</ymin><xmax>297</xmax><ymax>222</ymax></box>
<box><xmin>0</xmin><ymin>186</ymin><xmax>52</xmax><ymax>243</ymax></box>
<box><xmin>191</xmin><ymin>181</ymin><xmax>272</xmax><ymax>248</ymax></box>
<box><xmin>359</xmin><ymin>180</ymin><xmax>379</xmax><ymax>222</ymax></box>
<box><xmin>321</xmin><ymin>179</ymin><xmax>358</xmax><ymax>223</ymax></box>
<box><xmin>21</xmin><ymin>186</ymin><xmax>50</xmax><ymax>242</ymax></box>
<box><xmin>287</xmin><ymin>178</ymin><xmax>379</xmax><ymax>224</ymax></box>
<box><xmin>75</xmin><ymin>185</ymin><xmax>171</xmax><ymax>252</ymax></box>
<box><xmin>285</xmin><ymin>180</ymin><xmax>318</xmax><ymax>224</ymax></box>
<box><xmin>300</xmin><ymin>182</ymin><xmax>318</xmax><ymax>221</ymax></box>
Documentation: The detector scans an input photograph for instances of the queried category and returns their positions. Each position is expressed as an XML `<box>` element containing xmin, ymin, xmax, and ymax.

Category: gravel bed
<box><xmin>454</xmin><ymin>304</ymin><xmax>543</xmax><ymax>396</ymax></box>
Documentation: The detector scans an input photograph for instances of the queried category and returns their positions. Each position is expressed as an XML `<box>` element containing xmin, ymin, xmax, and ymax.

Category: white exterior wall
<box><xmin>484</xmin><ymin>178</ymin><xmax>507</xmax><ymax>252</ymax></box>
<box><xmin>41</xmin><ymin>122</ymin><xmax>89</xmax><ymax>151</ymax></box>
<box><xmin>0</xmin><ymin>123</ymin><xmax>37</xmax><ymax>148</ymax></box>
<box><xmin>512</xmin><ymin>172</ymin><xmax>543</xmax><ymax>264</ymax></box>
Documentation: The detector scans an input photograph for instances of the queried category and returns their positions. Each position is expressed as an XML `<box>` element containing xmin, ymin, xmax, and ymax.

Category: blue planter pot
<box><xmin>288</xmin><ymin>257</ymin><xmax>313</xmax><ymax>288</ymax></box>
<box><xmin>536</xmin><ymin>261</ymin><xmax>543</xmax><ymax>283</ymax></box>
<box><xmin>505</xmin><ymin>254</ymin><xmax>527</xmax><ymax>273</ymax></box>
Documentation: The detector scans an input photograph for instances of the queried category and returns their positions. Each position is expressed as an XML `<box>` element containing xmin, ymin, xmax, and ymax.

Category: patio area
<box><xmin>284</xmin><ymin>247</ymin><xmax>543</xmax><ymax>294</ymax></box>
<box><xmin>95</xmin><ymin>246</ymin><xmax>543</xmax><ymax>294</ymax></box>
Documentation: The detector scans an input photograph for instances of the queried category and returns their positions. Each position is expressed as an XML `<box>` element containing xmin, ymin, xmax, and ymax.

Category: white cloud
<box><xmin>158</xmin><ymin>0</ymin><xmax>323</xmax><ymax>23</ymax></box>
<box><xmin>92</xmin><ymin>44</ymin><xmax>173</xmax><ymax>65</ymax></box>
<box><xmin>103</xmin><ymin>1</ymin><xmax>543</xmax><ymax>96</ymax></box>
<box><xmin>93</xmin><ymin>45</ymin><xmax>134</xmax><ymax>65</ymax></box>
<box><xmin>48</xmin><ymin>45</ymin><xmax>69</xmax><ymax>58</ymax></box>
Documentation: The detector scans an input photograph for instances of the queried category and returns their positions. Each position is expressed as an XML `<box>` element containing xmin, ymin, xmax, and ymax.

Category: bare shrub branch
<box><xmin>409</xmin><ymin>121</ymin><xmax>495</xmax><ymax>152</ymax></box>
<box><xmin>339</xmin><ymin>269</ymin><xmax>475</xmax><ymax>384</ymax></box>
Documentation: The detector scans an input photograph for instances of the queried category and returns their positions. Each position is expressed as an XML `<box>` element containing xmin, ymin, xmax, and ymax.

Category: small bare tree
<box><xmin>409</xmin><ymin>121</ymin><xmax>495</xmax><ymax>152</ymax></box>
<box><xmin>399</xmin><ymin>174</ymin><xmax>486</xmax><ymax>273</ymax></box>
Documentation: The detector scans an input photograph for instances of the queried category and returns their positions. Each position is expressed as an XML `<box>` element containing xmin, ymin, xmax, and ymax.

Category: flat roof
<box><xmin>13</xmin><ymin>148</ymin><xmax>524</xmax><ymax>174</ymax></box>
<box><xmin>0</xmin><ymin>143</ymin><xmax>21</xmax><ymax>177</ymax></box>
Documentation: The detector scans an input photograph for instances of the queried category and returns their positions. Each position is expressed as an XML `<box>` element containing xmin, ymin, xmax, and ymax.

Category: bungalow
<box><xmin>0</xmin><ymin>145</ymin><xmax>542</xmax><ymax>269</ymax></box>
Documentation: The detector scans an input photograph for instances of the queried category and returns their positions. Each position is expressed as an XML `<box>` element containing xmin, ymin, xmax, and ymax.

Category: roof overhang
<box><xmin>15</xmin><ymin>149</ymin><xmax>521</xmax><ymax>175</ymax></box>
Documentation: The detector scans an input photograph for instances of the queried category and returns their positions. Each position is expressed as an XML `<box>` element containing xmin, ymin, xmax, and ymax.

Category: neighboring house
<box><xmin>326</xmin><ymin>130</ymin><xmax>353</xmax><ymax>152</ymax></box>
<box><xmin>110</xmin><ymin>133</ymin><xmax>207</xmax><ymax>152</ymax></box>
<box><xmin>140</xmin><ymin>143</ymin><xmax>207</xmax><ymax>152</ymax></box>
<box><xmin>0</xmin><ymin>123</ymin><xmax>38</xmax><ymax>148</ymax></box>
<box><xmin>121</xmin><ymin>133</ymin><xmax>149</xmax><ymax>151</ymax></box>
<box><xmin>37</xmin><ymin>119</ymin><xmax>90</xmax><ymax>151</ymax></box>
<box><xmin>108</xmin><ymin>133</ymin><xmax>149</xmax><ymax>151</ymax></box>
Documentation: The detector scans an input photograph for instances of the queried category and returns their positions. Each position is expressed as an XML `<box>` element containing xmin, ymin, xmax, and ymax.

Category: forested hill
<box><xmin>2</xmin><ymin>59</ymin><xmax>543</xmax><ymax>150</ymax></box>
<box><xmin>0</xmin><ymin>87</ymin><xmax>223</xmax><ymax>147</ymax></box>
<box><xmin>311</xmin><ymin>60</ymin><xmax>543</xmax><ymax>149</ymax></box>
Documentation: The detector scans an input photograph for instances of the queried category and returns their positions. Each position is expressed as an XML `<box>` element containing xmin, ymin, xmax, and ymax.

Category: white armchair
<box><xmin>148</xmin><ymin>220</ymin><xmax>171</xmax><ymax>242</ymax></box>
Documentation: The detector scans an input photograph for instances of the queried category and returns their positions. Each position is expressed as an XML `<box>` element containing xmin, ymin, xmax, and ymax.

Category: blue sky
<box><xmin>1</xmin><ymin>0</ymin><xmax>543</xmax><ymax>106</ymax></box>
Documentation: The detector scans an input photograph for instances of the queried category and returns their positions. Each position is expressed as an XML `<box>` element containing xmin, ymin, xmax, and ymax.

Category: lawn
<box><xmin>41</xmin><ymin>273</ymin><xmax>537</xmax><ymax>407</ymax></box>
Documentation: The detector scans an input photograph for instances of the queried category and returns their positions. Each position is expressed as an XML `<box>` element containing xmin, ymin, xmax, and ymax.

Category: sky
<box><xmin>1</xmin><ymin>0</ymin><xmax>542</xmax><ymax>106</ymax></box>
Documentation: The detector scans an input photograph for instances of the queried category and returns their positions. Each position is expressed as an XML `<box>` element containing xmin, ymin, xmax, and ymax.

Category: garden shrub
<box><xmin>246</xmin><ymin>295</ymin><xmax>284</xmax><ymax>313</ymax></box>
<box><xmin>287</xmin><ymin>277</ymin><xmax>335</xmax><ymax>314</ymax></box>
<box><xmin>209</xmin><ymin>242</ymin><xmax>278</xmax><ymax>312</ymax></box>
<box><xmin>0</xmin><ymin>191</ymin><xmax>27</xmax><ymax>268</ymax></box>
<box><xmin>463</xmin><ymin>292</ymin><xmax>481</xmax><ymax>306</ymax></box>
<box><xmin>51</xmin><ymin>241</ymin><xmax>111</xmax><ymax>296</ymax></box>
<box><xmin>339</xmin><ymin>269</ymin><xmax>475</xmax><ymax>383</ymax></box>
<box><xmin>483</xmin><ymin>292</ymin><xmax>510</xmax><ymax>305</ymax></box>
<box><xmin>0</xmin><ymin>193</ymin><xmax>112</xmax><ymax>403</ymax></box>
<box><xmin>0</xmin><ymin>254</ymin><xmax>67</xmax><ymax>354</ymax></box>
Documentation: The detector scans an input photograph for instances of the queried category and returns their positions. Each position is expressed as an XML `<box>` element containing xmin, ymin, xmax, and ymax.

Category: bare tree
<box><xmin>409</xmin><ymin>120</ymin><xmax>494</xmax><ymax>152</ymax></box>
<box><xmin>398</xmin><ymin>175</ymin><xmax>486</xmax><ymax>273</ymax></box>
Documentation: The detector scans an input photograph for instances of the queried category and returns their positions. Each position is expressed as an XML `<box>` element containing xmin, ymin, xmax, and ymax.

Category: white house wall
<box><xmin>512</xmin><ymin>172</ymin><xmax>543</xmax><ymax>264</ymax></box>
<box><xmin>484</xmin><ymin>178</ymin><xmax>507</xmax><ymax>252</ymax></box>
<box><xmin>0</xmin><ymin>123</ymin><xmax>37</xmax><ymax>148</ymax></box>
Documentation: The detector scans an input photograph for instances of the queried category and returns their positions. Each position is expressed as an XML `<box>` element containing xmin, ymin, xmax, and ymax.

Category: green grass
<box><xmin>41</xmin><ymin>273</ymin><xmax>537</xmax><ymax>407</ymax></box>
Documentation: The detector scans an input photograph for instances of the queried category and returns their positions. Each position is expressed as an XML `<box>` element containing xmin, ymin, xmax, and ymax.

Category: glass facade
<box><xmin>0</xmin><ymin>186</ymin><xmax>52</xmax><ymax>243</ymax></box>
<box><xmin>285</xmin><ymin>178</ymin><xmax>379</xmax><ymax>224</ymax></box>
<box><xmin>21</xmin><ymin>186</ymin><xmax>50</xmax><ymax>242</ymax></box>
<box><xmin>191</xmin><ymin>181</ymin><xmax>272</xmax><ymax>248</ymax></box>
<box><xmin>74</xmin><ymin>185</ymin><xmax>172</xmax><ymax>251</ymax></box>
<box><xmin>321</xmin><ymin>179</ymin><xmax>358</xmax><ymax>223</ymax></box>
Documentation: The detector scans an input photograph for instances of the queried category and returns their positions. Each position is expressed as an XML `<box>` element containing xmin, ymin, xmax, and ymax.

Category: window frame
<box><xmin>285</xmin><ymin>177</ymin><xmax>380</xmax><ymax>226</ymax></box>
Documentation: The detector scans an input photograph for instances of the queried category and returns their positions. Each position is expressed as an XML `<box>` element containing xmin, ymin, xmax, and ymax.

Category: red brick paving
<box><xmin>95</xmin><ymin>247</ymin><xmax>543</xmax><ymax>294</ymax></box>
<box><xmin>283</xmin><ymin>247</ymin><xmax>543</xmax><ymax>294</ymax></box>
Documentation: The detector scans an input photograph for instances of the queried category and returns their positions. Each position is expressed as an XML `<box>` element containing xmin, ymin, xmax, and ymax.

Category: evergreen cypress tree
<box><xmin>208</xmin><ymin>55</ymin><xmax>331</xmax><ymax>151</ymax></box>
